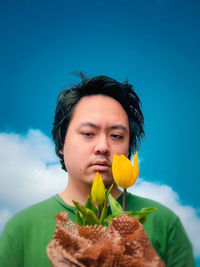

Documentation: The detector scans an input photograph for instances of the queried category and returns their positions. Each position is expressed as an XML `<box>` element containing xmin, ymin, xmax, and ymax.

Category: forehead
<box><xmin>70</xmin><ymin>94</ymin><xmax>129</xmax><ymax>127</ymax></box>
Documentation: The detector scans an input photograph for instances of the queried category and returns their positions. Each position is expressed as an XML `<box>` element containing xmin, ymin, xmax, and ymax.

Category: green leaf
<box><xmin>99</xmin><ymin>184</ymin><xmax>113</xmax><ymax>225</ymax></box>
<box><xmin>85</xmin><ymin>208</ymin><xmax>99</xmax><ymax>225</ymax></box>
<box><xmin>73</xmin><ymin>200</ymin><xmax>87</xmax><ymax>214</ymax></box>
<box><xmin>108</xmin><ymin>193</ymin><xmax>123</xmax><ymax>215</ymax></box>
<box><xmin>105</xmin><ymin>184</ymin><xmax>113</xmax><ymax>197</ymax></box>
<box><xmin>105</xmin><ymin>207</ymin><xmax>157</xmax><ymax>225</ymax></box>
<box><xmin>127</xmin><ymin>207</ymin><xmax>157</xmax><ymax>224</ymax></box>
<box><xmin>75</xmin><ymin>211</ymin><xmax>85</xmax><ymax>226</ymax></box>
<box><xmin>105</xmin><ymin>212</ymin><xmax>124</xmax><ymax>224</ymax></box>
<box><xmin>127</xmin><ymin>207</ymin><xmax>157</xmax><ymax>216</ymax></box>
<box><xmin>140</xmin><ymin>207</ymin><xmax>157</xmax><ymax>214</ymax></box>
<box><xmin>85</xmin><ymin>195</ymin><xmax>98</xmax><ymax>215</ymax></box>
<box><xmin>72</xmin><ymin>200</ymin><xmax>99</xmax><ymax>225</ymax></box>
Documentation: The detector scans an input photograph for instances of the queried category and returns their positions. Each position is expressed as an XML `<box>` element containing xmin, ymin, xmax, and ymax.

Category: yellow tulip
<box><xmin>91</xmin><ymin>172</ymin><xmax>106</xmax><ymax>206</ymax></box>
<box><xmin>112</xmin><ymin>152</ymin><xmax>139</xmax><ymax>189</ymax></box>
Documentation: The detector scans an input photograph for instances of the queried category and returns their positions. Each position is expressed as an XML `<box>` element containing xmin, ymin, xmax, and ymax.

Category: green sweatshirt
<box><xmin>0</xmin><ymin>192</ymin><xmax>195</xmax><ymax>267</ymax></box>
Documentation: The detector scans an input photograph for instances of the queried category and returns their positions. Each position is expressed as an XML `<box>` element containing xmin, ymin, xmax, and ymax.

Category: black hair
<box><xmin>52</xmin><ymin>73</ymin><xmax>144</xmax><ymax>171</ymax></box>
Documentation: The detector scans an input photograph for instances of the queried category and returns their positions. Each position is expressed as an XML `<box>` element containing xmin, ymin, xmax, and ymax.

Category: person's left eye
<box><xmin>111</xmin><ymin>134</ymin><xmax>123</xmax><ymax>140</ymax></box>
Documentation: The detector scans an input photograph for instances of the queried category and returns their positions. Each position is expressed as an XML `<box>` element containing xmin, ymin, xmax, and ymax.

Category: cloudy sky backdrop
<box><xmin>0</xmin><ymin>0</ymin><xmax>199</xmax><ymax>265</ymax></box>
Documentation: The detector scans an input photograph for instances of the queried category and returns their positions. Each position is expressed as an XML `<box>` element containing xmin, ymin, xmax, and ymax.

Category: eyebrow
<box><xmin>110</xmin><ymin>125</ymin><xmax>128</xmax><ymax>132</ymax></box>
<box><xmin>78</xmin><ymin>122</ymin><xmax>128</xmax><ymax>132</ymax></box>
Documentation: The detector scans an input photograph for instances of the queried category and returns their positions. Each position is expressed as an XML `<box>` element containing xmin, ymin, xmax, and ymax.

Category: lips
<box><xmin>93</xmin><ymin>160</ymin><xmax>109</xmax><ymax>166</ymax></box>
<box><xmin>90</xmin><ymin>160</ymin><xmax>110</xmax><ymax>171</ymax></box>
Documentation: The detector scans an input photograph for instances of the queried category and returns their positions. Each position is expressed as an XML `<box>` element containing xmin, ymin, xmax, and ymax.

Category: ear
<box><xmin>59</xmin><ymin>149</ymin><xmax>64</xmax><ymax>155</ymax></box>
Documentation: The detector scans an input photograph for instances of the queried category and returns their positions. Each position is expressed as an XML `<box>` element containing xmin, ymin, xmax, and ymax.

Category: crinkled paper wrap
<box><xmin>47</xmin><ymin>212</ymin><xmax>165</xmax><ymax>267</ymax></box>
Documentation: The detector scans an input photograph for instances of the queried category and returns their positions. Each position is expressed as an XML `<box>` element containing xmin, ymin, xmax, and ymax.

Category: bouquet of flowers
<box><xmin>47</xmin><ymin>153</ymin><xmax>165</xmax><ymax>267</ymax></box>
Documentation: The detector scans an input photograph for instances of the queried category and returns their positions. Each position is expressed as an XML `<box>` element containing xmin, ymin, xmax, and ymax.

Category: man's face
<box><xmin>61</xmin><ymin>94</ymin><xmax>130</xmax><ymax>188</ymax></box>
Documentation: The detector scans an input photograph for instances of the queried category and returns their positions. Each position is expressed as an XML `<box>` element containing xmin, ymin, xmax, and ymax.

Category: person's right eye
<box><xmin>81</xmin><ymin>132</ymin><xmax>94</xmax><ymax>137</ymax></box>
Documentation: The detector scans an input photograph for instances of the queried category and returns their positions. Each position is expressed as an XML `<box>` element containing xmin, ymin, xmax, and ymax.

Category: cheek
<box><xmin>63</xmin><ymin>141</ymin><xmax>90</xmax><ymax>173</ymax></box>
<box><xmin>64</xmin><ymin>151</ymin><xmax>82</xmax><ymax>177</ymax></box>
<box><xmin>62</xmin><ymin>140</ymin><xmax>76</xmax><ymax>169</ymax></box>
<box><xmin>124</xmin><ymin>137</ymin><xmax>130</xmax><ymax>156</ymax></box>
<box><xmin>114</xmin><ymin>139</ymin><xmax>129</xmax><ymax>155</ymax></box>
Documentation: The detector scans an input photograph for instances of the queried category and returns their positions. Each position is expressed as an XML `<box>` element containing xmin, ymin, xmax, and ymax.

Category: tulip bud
<box><xmin>91</xmin><ymin>172</ymin><xmax>106</xmax><ymax>206</ymax></box>
<box><xmin>112</xmin><ymin>152</ymin><xmax>139</xmax><ymax>189</ymax></box>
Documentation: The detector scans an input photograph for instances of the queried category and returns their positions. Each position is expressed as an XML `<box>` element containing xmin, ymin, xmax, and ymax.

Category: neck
<box><xmin>59</xmin><ymin>178</ymin><xmax>122</xmax><ymax>207</ymax></box>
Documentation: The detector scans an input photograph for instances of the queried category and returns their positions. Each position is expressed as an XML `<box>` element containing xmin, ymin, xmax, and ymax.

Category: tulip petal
<box><xmin>133</xmin><ymin>151</ymin><xmax>139</xmax><ymax>180</ymax></box>
<box><xmin>91</xmin><ymin>172</ymin><xmax>105</xmax><ymax>205</ymax></box>
<box><xmin>112</xmin><ymin>153</ymin><xmax>139</xmax><ymax>189</ymax></box>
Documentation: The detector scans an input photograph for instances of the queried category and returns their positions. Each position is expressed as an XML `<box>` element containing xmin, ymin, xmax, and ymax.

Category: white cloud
<box><xmin>0</xmin><ymin>129</ymin><xmax>199</xmax><ymax>257</ymax></box>
<box><xmin>0</xmin><ymin>209</ymin><xmax>12</xmax><ymax>230</ymax></box>
<box><xmin>0</xmin><ymin>129</ymin><xmax>66</xmax><ymax>215</ymax></box>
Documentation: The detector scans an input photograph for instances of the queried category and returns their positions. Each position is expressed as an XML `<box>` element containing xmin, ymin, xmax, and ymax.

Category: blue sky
<box><xmin>0</xmin><ymin>0</ymin><xmax>200</xmax><ymax>264</ymax></box>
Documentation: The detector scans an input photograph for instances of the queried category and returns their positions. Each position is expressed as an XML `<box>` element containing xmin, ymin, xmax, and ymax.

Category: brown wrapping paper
<box><xmin>47</xmin><ymin>212</ymin><xmax>165</xmax><ymax>267</ymax></box>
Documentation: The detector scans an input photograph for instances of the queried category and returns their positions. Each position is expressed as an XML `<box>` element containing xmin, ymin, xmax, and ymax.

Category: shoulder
<box><xmin>126</xmin><ymin>192</ymin><xmax>179</xmax><ymax>226</ymax></box>
<box><xmin>0</xmin><ymin>196</ymin><xmax>60</xmax><ymax>266</ymax></box>
<box><xmin>13</xmin><ymin>195</ymin><xmax>56</xmax><ymax>218</ymax></box>
<box><xmin>127</xmin><ymin>192</ymin><xmax>176</xmax><ymax>213</ymax></box>
<box><xmin>2</xmin><ymin>195</ymin><xmax>57</xmax><ymax>234</ymax></box>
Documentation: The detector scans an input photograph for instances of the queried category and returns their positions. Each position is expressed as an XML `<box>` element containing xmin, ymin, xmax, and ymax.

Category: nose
<box><xmin>94</xmin><ymin>135</ymin><xmax>110</xmax><ymax>156</ymax></box>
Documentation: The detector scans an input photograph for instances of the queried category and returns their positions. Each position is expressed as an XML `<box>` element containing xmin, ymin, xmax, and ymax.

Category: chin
<box><xmin>87</xmin><ymin>171</ymin><xmax>113</xmax><ymax>188</ymax></box>
<box><xmin>100</xmin><ymin>173</ymin><xmax>114</xmax><ymax>189</ymax></box>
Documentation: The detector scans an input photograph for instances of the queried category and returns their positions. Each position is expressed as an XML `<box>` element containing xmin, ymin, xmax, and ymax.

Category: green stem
<box><xmin>123</xmin><ymin>188</ymin><xmax>127</xmax><ymax>211</ymax></box>
<box><xmin>97</xmin><ymin>205</ymin><xmax>101</xmax><ymax>220</ymax></box>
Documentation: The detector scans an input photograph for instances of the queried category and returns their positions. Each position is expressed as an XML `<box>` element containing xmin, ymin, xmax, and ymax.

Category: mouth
<box><xmin>90</xmin><ymin>161</ymin><xmax>110</xmax><ymax>171</ymax></box>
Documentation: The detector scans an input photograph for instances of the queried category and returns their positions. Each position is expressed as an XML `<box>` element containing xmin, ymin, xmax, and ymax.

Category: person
<box><xmin>0</xmin><ymin>74</ymin><xmax>195</xmax><ymax>266</ymax></box>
